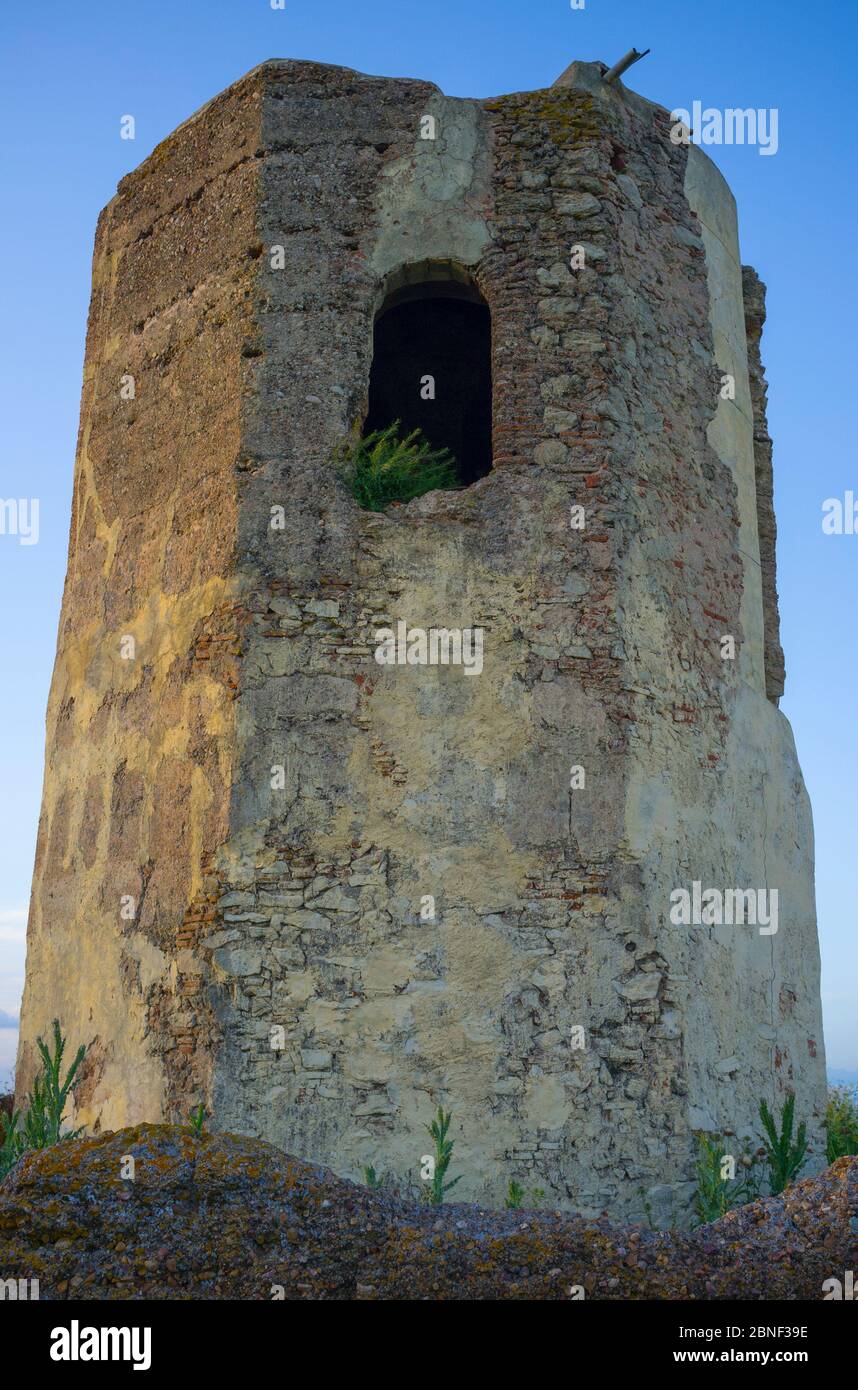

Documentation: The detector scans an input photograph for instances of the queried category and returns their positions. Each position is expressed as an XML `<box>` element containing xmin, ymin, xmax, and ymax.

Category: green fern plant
<box><xmin>424</xmin><ymin>1106</ymin><xmax>462</xmax><ymax>1205</ymax></box>
<box><xmin>692</xmin><ymin>1133</ymin><xmax>759</xmax><ymax>1225</ymax></box>
<box><xmin>759</xmin><ymin>1092</ymin><xmax>807</xmax><ymax>1194</ymax></box>
<box><xmin>0</xmin><ymin>1020</ymin><xmax>87</xmax><ymax>1181</ymax></box>
<box><xmin>337</xmin><ymin>421</ymin><xmax>459</xmax><ymax>511</ymax></box>
<box><xmin>824</xmin><ymin>1087</ymin><xmax>858</xmax><ymax>1163</ymax></box>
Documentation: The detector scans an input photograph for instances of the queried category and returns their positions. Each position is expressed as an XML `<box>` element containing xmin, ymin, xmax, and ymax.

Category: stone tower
<box><xmin>17</xmin><ymin>57</ymin><xmax>827</xmax><ymax>1223</ymax></box>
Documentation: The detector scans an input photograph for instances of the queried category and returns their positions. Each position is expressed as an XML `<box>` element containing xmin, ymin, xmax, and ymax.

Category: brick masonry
<box><xmin>17</xmin><ymin>58</ymin><xmax>826</xmax><ymax>1225</ymax></box>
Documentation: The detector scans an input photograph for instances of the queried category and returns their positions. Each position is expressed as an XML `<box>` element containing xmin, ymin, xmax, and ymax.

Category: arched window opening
<box><xmin>364</xmin><ymin>263</ymin><xmax>492</xmax><ymax>489</ymax></box>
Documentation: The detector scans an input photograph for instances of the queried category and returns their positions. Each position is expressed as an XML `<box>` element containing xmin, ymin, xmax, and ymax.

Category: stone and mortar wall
<box><xmin>16</xmin><ymin>71</ymin><xmax>265</xmax><ymax>1125</ymax></box>
<box><xmin>743</xmin><ymin>265</ymin><xmax>785</xmax><ymax>703</ymax></box>
<box><xmin>18</xmin><ymin>58</ymin><xmax>826</xmax><ymax>1225</ymax></box>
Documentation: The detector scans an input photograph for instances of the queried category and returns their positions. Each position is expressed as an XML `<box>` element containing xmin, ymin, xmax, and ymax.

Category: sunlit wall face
<box><xmin>0</xmin><ymin>0</ymin><xmax>855</xmax><ymax>1088</ymax></box>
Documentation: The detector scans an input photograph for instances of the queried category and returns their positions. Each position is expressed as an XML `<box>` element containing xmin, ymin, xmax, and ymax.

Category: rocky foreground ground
<box><xmin>0</xmin><ymin>1124</ymin><xmax>854</xmax><ymax>1299</ymax></box>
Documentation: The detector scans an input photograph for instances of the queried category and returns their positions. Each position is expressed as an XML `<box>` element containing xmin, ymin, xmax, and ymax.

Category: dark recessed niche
<box><xmin>364</xmin><ymin>274</ymin><xmax>493</xmax><ymax>488</ymax></box>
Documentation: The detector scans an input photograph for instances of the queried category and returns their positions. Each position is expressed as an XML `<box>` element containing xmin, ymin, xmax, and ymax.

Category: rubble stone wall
<box><xmin>17</xmin><ymin>59</ymin><xmax>826</xmax><ymax>1224</ymax></box>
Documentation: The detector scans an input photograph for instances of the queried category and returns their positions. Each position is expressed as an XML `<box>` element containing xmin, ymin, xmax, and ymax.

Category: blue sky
<box><xmin>0</xmin><ymin>0</ymin><xmax>855</xmax><ymax>1082</ymax></box>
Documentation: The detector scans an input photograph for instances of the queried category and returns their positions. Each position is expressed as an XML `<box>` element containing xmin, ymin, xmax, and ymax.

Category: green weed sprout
<box><xmin>189</xmin><ymin>1103</ymin><xmax>207</xmax><ymax>1136</ymax></box>
<box><xmin>505</xmin><ymin>1178</ymin><xmax>524</xmax><ymax>1210</ymax></box>
<box><xmin>424</xmin><ymin>1106</ymin><xmax>462</xmax><ymax>1205</ymax></box>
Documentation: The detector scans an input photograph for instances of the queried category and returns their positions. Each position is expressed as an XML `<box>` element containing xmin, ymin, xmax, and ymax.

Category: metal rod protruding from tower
<box><xmin>603</xmin><ymin>48</ymin><xmax>651</xmax><ymax>84</ymax></box>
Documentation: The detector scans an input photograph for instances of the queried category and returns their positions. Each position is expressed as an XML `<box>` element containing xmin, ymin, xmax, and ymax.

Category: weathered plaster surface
<box><xmin>18</xmin><ymin>58</ymin><xmax>826</xmax><ymax>1225</ymax></box>
<box><xmin>16</xmin><ymin>69</ymin><xmax>264</xmax><ymax>1127</ymax></box>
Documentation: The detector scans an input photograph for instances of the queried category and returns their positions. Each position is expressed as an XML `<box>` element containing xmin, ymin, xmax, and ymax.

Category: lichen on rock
<box><xmin>0</xmin><ymin>1125</ymin><xmax>853</xmax><ymax>1300</ymax></box>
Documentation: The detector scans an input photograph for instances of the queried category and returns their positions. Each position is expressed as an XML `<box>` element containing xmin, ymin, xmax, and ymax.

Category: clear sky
<box><xmin>0</xmin><ymin>0</ymin><xmax>855</xmax><ymax>1084</ymax></box>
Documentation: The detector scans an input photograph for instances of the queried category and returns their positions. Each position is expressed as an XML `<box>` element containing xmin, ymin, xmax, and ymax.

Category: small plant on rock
<box><xmin>692</xmin><ymin>1133</ymin><xmax>759</xmax><ymax>1226</ymax></box>
<box><xmin>188</xmin><ymin>1103</ymin><xmax>207</xmax><ymax>1135</ymax></box>
<box><xmin>824</xmin><ymin>1086</ymin><xmax>858</xmax><ymax>1163</ymax></box>
<box><xmin>759</xmin><ymin>1092</ymin><xmax>807</xmax><ymax>1195</ymax></box>
<box><xmin>364</xmin><ymin>1164</ymin><xmax>385</xmax><ymax>1191</ymax></box>
<box><xmin>337</xmin><ymin>421</ymin><xmax>459</xmax><ymax>512</ymax></box>
<box><xmin>21</xmin><ymin>1020</ymin><xmax>87</xmax><ymax>1150</ymax></box>
<box><xmin>505</xmin><ymin>1178</ymin><xmax>525</xmax><ymax>1209</ymax></box>
<box><xmin>0</xmin><ymin>1019</ymin><xmax>87</xmax><ymax>1180</ymax></box>
<box><xmin>423</xmin><ymin>1106</ymin><xmax>462</xmax><ymax>1206</ymax></box>
<box><xmin>0</xmin><ymin>1108</ymin><xmax>23</xmax><ymax>1182</ymax></box>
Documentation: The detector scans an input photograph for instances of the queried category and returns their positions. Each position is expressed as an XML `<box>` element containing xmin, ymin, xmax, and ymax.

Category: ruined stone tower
<box><xmin>17</xmin><ymin>57</ymin><xmax>827</xmax><ymax>1223</ymax></box>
